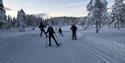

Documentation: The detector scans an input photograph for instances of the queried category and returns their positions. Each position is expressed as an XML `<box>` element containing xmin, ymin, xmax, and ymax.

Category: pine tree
<box><xmin>17</xmin><ymin>9</ymin><xmax>26</xmax><ymax>32</ymax></box>
<box><xmin>0</xmin><ymin>0</ymin><xmax>6</xmax><ymax>28</ymax></box>
<box><xmin>11</xmin><ymin>17</ymin><xmax>17</xmax><ymax>27</ymax></box>
<box><xmin>112</xmin><ymin>0</ymin><xmax>125</xmax><ymax>29</ymax></box>
<box><xmin>86</xmin><ymin>0</ymin><xmax>110</xmax><ymax>33</ymax></box>
<box><xmin>6</xmin><ymin>15</ymin><xmax>13</xmax><ymax>28</ymax></box>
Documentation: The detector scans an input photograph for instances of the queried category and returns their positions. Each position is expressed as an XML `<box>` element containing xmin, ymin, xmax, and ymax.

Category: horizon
<box><xmin>4</xmin><ymin>0</ymin><xmax>114</xmax><ymax>17</ymax></box>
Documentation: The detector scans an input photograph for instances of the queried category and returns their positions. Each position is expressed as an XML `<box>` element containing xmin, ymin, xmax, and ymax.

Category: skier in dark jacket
<box><xmin>70</xmin><ymin>25</ymin><xmax>78</xmax><ymax>40</ymax></box>
<box><xmin>58</xmin><ymin>27</ymin><xmax>63</xmax><ymax>37</ymax></box>
<box><xmin>46</xmin><ymin>26</ymin><xmax>60</xmax><ymax>47</ymax></box>
<box><xmin>39</xmin><ymin>22</ymin><xmax>48</xmax><ymax>37</ymax></box>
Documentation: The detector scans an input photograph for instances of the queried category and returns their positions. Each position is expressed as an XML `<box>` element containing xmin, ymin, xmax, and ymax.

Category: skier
<box><xmin>70</xmin><ymin>24</ymin><xmax>78</xmax><ymax>40</ymax></box>
<box><xmin>46</xmin><ymin>26</ymin><xmax>60</xmax><ymax>47</ymax></box>
<box><xmin>39</xmin><ymin>22</ymin><xmax>48</xmax><ymax>37</ymax></box>
<box><xmin>58</xmin><ymin>27</ymin><xmax>63</xmax><ymax>37</ymax></box>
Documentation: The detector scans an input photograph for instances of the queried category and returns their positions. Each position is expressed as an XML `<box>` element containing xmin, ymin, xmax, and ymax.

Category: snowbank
<box><xmin>0</xmin><ymin>27</ymin><xmax>40</xmax><ymax>39</ymax></box>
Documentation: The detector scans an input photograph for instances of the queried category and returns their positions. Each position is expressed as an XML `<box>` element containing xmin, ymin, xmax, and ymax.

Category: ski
<box><xmin>46</xmin><ymin>43</ymin><xmax>62</xmax><ymax>48</ymax></box>
<box><xmin>56</xmin><ymin>43</ymin><xmax>62</xmax><ymax>48</ymax></box>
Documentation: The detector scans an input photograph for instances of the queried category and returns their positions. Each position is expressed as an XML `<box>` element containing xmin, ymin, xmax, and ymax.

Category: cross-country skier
<box><xmin>58</xmin><ymin>27</ymin><xmax>63</xmax><ymax>37</ymax></box>
<box><xmin>39</xmin><ymin>22</ymin><xmax>48</xmax><ymax>37</ymax></box>
<box><xmin>46</xmin><ymin>26</ymin><xmax>60</xmax><ymax>47</ymax></box>
<box><xmin>70</xmin><ymin>24</ymin><xmax>78</xmax><ymax>40</ymax></box>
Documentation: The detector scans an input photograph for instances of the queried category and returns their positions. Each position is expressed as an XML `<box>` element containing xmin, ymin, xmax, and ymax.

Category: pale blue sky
<box><xmin>4</xmin><ymin>0</ymin><xmax>114</xmax><ymax>17</ymax></box>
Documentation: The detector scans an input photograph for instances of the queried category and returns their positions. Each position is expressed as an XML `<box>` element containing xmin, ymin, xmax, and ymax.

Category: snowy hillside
<box><xmin>0</xmin><ymin>26</ymin><xmax>125</xmax><ymax>63</ymax></box>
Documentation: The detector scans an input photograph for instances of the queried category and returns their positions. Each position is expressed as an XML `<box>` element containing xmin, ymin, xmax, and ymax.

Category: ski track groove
<box><xmin>85</xmin><ymin>35</ymin><xmax>125</xmax><ymax>63</ymax></box>
<box><xmin>0</xmin><ymin>45</ymin><xmax>18</xmax><ymax>63</ymax></box>
<box><xmin>0</xmin><ymin>35</ymin><xmax>35</xmax><ymax>63</ymax></box>
<box><xmin>84</xmin><ymin>45</ymin><xmax>117</xmax><ymax>63</ymax></box>
<box><xmin>72</xmin><ymin>34</ymin><xmax>117</xmax><ymax>63</ymax></box>
<box><xmin>77</xmin><ymin>38</ymin><xmax>119</xmax><ymax>63</ymax></box>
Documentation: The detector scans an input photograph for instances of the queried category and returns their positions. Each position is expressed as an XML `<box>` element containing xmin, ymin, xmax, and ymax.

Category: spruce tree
<box><xmin>112</xmin><ymin>0</ymin><xmax>125</xmax><ymax>29</ymax></box>
<box><xmin>86</xmin><ymin>0</ymin><xmax>110</xmax><ymax>33</ymax></box>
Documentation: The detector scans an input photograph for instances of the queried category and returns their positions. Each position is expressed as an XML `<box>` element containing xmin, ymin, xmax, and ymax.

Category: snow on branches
<box><xmin>85</xmin><ymin>0</ymin><xmax>111</xmax><ymax>33</ymax></box>
<box><xmin>112</xmin><ymin>0</ymin><xmax>125</xmax><ymax>29</ymax></box>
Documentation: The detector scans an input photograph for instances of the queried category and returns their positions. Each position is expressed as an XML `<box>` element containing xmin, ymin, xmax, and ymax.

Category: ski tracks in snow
<box><xmin>0</xmin><ymin>29</ymin><xmax>125</xmax><ymax>63</ymax></box>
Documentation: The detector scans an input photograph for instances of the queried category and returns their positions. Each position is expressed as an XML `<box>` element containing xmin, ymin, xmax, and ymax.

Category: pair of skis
<box><xmin>45</xmin><ymin>34</ymin><xmax>62</xmax><ymax>48</ymax></box>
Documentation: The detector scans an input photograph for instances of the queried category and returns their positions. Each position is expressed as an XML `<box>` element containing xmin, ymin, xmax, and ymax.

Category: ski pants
<box><xmin>40</xmin><ymin>30</ymin><xmax>48</xmax><ymax>37</ymax></box>
<box><xmin>49</xmin><ymin>35</ymin><xmax>59</xmax><ymax>46</ymax></box>
<box><xmin>72</xmin><ymin>32</ymin><xmax>77</xmax><ymax>40</ymax></box>
<box><xmin>59</xmin><ymin>32</ymin><xmax>63</xmax><ymax>37</ymax></box>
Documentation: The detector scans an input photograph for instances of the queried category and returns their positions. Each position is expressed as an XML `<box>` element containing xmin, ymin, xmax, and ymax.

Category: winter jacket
<box><xmin>71</xmin><ymin>25</ymin><xmax>77</xmax><ymax>33</ymax></box>
<box><xmin>46</xmin><ymin>27</ymin><xmax>55</xmax><ymax>36</ymax></box>
<box><xmin>39</xmin><ymin>23</ymin><xmax>46</xmax><ymax>31</ymax></box>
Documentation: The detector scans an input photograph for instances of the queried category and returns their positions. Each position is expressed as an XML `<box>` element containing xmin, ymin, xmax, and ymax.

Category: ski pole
<box><xmin>45</xmin><ymin>37</ymin><xmax>48</xmax><ymax>48</ymax></box>
<box><xmin>55</xmin><ymin>34</ymin><xmax>61</xmax><ymax>44</ymax></box>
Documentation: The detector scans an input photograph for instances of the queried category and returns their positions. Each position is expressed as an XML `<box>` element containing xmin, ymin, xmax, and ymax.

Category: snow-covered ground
<box><xmin>0</xmin><ymin>26</ymin><xmax>125</xmax><ymax>63</ymax></box>
<box><xmin>0</xmin><ymin>25</ymin><xmax>83</xmax><ymax>39</ymax></box>
<box><xmin>0</xmin><ymin>27</ymin><xmax>40</xmax><ymax>39</ymax></box>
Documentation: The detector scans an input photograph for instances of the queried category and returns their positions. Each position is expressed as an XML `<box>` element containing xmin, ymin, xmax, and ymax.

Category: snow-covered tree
<box><xmin>11</xmin><ymin>17</ymin><xmax>17</xmax><ymax>27</ymax></box>
<box><xmin>17</xmin><ymin>9</ymin><xmax>26</xmax><ymax>32</ymax></box>
<box><xmin>0</xmin><ymin>0</ymin><xmax>6</xmax><ymax>28</ymax></box>
<box><xmin>112</xmin><ymin>0</ymin><xmax>125</xmax><ymax>29</ymax></box>
<box><xmin>45</xmin><ymin>17</ymin><xmax>81</xmax><ymax>26</ymax></box>
<box><xmin>26</xmin><ymin>14</ymin><xmax>43</xmax><ymax>25</ymax></box>
<box><xmin>85</xmin><ymin>0</ymin><xmax>111</xmax><ymax>33</ymax></box>
<box><xmin>6</xmin><ymin>15</ymin><xmax>13</xmax><ymax>28</ymax></box>
<box><xmin>26</xmin><ymin>14</ymin><xmax>43</xmax><ymax>30</ymax></box>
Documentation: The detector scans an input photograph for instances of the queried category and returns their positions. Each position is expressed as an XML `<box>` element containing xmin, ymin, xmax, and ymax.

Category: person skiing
<box><xmin>46</xmin><ymin>26</ymin><xmax>60</xmax><ymax>47</ymax></box>
<box><xmin>70</xmin><ymin>24</ymin><xmax>78</xmax><ymax>40</ymax></box>
<box><xmin>39</xmin><ymin>22</ymin><xmax>48</xmax><ymax>37</ymax></box>
<box><xmin>58</xmin><ymin>27</ymin><xmax>63</xmax><ymax>37</ymax></box>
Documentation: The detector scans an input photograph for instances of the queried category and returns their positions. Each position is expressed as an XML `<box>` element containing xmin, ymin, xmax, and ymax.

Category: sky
<box><xmin>4</xmin><ymin>0</ymin><xmax>114</xmax><ymax>17</ymax></box>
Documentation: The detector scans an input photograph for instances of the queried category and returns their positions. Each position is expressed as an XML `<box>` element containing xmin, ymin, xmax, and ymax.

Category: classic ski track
<box><xmin>85</xmin><ymin>34</ymin><xmax>125</xmax><ymax>63</ymax></box>
<box><xmin>0</xmin><ymin>45</ymin><xmax>18</xmax><ymax>63</ymax></box>
<box><xmin>0</xmin><ymin>36</ymin><xmax>34</xmax><ymax>63</ymax></box>
<box><xmin>77</xmin><ymin>40</ymin><xmax>118</xmax><ymax>63</ymax></box>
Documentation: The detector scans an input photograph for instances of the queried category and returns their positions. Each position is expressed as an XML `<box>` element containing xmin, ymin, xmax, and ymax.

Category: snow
<box><xmin>0</xmin><ymin>27</ymin><xmax>40</xmax><ymax>38</ymax></box>
<box><xmin>0</xmin><ymin>25</ymin><xmax>83</xmax><ymax>39</ymax></box>
<box><xmin>0</xmin><ymin>26</ymin><xmax>125</xmax><ymax>63</ymax></box>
